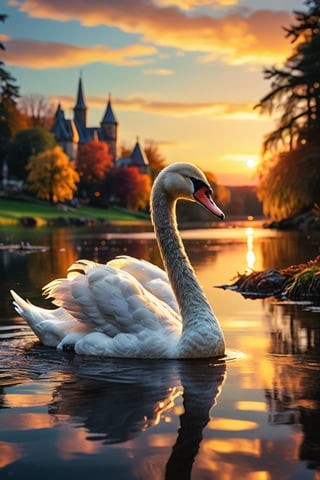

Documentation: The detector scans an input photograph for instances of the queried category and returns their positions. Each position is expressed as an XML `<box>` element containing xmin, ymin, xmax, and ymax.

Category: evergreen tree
<box><xmin>0</xmin><ymin>14</ymin><xmax>28</xmax><ymax>173</ymax></box>
<box><xmin>7</xmin><ymin>126</ymin><xmax>56</xmax><ymax>180</ymax></box>
<box><xmin>256</xmin><ymin>0</ymin><xmax>320</xmax><ymax>220</ymax></box>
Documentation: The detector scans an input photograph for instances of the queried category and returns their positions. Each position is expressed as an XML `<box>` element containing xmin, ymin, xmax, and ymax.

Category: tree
<box><xmin>18</xmin><ymin>94</ymin><xmax>55</xmax><ymax>129</ymax></box>
<box><xmin>256</xmin><ymin>0</ymin><xmax>320</xmax><ymax>153</ymax></box>
<box><xmin>0</xmin><ymin>14</ymin><xmax>28</xmax><ymax>172</ymax></box>
<box><xmin>7</xmin><ymin>126</ymin><xmax>56</xmax><ymax>180</ymax></box>
<box><xmin>257</xmin><ymin>144</ymin><xmax>320</xmax><ymax>220</ymax></box>
<box><xmin>26</xmin><ymin>146</ymin><xmax>79</xmax><ymax>204</ymax></box>
<box><xmin>144</xmin><ymin>140</ymin><xmax>167</xmax><ymax>180</ymax></box>
<box><xmin>77</xmin><ymin>140</ymin><xmax>113</xmax><ymax>201</ymax></box>
<box><xmin>256</xmin><ymin>0</ymin><xmax>320</xmax><ymax>220</ymax></box>
<box><xmin>0</xmin><ymin>15</ymin><xmax>19</xmax><ymax>101</ymax></box>
<box><xmin>104</xmin><ymin>167</ymin><xmax>151</xmax><ymax>211</ymax></box>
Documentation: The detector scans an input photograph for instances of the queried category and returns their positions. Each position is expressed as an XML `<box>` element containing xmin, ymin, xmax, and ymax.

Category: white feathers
<box><xmin>11</xmin><ymin>256</ymin><xmax>182</xmax><ymax>357</ymax></box>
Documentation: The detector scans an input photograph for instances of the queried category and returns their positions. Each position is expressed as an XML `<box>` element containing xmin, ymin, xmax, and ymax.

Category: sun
<box><xmin>246</xmin><ymin>159</ymin><xmax>257</xmax><ymax>169</ymax></box>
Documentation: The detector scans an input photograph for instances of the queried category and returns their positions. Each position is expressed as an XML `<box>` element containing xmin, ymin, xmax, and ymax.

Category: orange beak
<box><xmin>193</xmin><ymin>186</ymin><xmax>225</xmax><ymax>220</ymax></box>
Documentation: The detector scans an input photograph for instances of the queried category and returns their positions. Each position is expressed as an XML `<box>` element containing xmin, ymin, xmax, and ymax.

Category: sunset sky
<box><xmin>2</xmin><ymin>0</ymin><xmax>304</xmax><ymax>185</ymax></box>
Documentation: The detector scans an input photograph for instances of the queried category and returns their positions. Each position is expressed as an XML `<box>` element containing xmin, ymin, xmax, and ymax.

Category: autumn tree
<box><xmin>104</xmin><ymin>167</ymin><xmax>151</xmax><ymax>211</ymax></box>
<box><xmin>144</xmin><ymin>140</ymin><xmax>167</xmax><ymax>180</ymax></box>
<box><xmin>256</xmin><ymin>0</ymin><xmax>320</xmax><ymax>219</ymax></box>
<box><xmin>77</xmin><ymin>140</ymin><xmax>113</xmax><ymax>201</ymax></box>
<box><xmin>26</xmin><ymin>146</ymin><xmax>79</xmax><ymax>204</ymax></box>
<box><xmin>257</xmin><ymin>145</ymin><xmax>320</xmax><ymax>220</ymax></box>
<box><xmin>7</xmin><ymin>126</ymin><xmax>56</xmax><ymax>180</ymax></box>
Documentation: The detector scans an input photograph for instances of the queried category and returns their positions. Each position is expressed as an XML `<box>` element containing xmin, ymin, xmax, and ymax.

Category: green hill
<box><xmin>0</xmin><ymin>198</ymin><xmax>150</xmax><ymax>226</ymax></box>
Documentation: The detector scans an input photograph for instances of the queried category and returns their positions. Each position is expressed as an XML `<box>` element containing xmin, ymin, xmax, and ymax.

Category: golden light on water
<box><xmin>235</xmin><ymin>401</ymin><xmax>268</xmax><ymax>412</ymax></box>
<box><xmin>1</xmin><ymin>413</ymin><xmax>55</xmax><ymax>430</ymax></box>
<box><xmin>57</xmin><ymin>425</ymin><xmax>102</xmax><ymax>459</ymax></box>
<box><xmin>246</xmin><ymin>226</ymin><xmax>256</xmax><ymax>270</ymax></box>
<box><xmin>208</xmin><ymin>417</ymin><xmax>258</xmax><ymax>431</ymax></box>
<box><xmin>206</xmin><ymin>437</ymin><xmax>261</xmax><ymax>456</ymax></box>
<box><xmin>0</xmin><ymin>442</ymin><xmax>22</xmax><ymax>468</ymax></box>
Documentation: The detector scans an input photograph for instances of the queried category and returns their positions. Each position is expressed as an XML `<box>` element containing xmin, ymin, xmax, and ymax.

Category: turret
<box><xmin>73</xmin><ymin>75</ymin><xmax>87</xmax><ymax>129</ymax></box>
<box><xmin>100</xmin><ymin>94</ymin><xmax>118</xmax><ymax>163</ymax></box>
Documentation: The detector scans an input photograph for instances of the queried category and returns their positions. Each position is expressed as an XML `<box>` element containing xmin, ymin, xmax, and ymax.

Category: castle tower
<box><xmin>73</xmin><ymin>75</ymin><xmax>87</xmax><ymax>129</ymax></box>
<box><xmin>100</xmin><ymin>94</ymin><xmax>118</xmax><ymax>164</ymax></box>
<box><xmin>130</xmin><ymin>138</ymin><xmax>150</xmax><ymax>174</ymax></box>
<box><xmin>51</xmin><ymin>104</ymin><xmax>79</xmax><ymax>160</ymax></box>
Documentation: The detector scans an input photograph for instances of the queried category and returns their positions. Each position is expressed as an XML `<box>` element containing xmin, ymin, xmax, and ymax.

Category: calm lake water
<box><xmin>0</xmin><ymin>221</ymin><xmax>320</xmax><ymax>480</ymax></box>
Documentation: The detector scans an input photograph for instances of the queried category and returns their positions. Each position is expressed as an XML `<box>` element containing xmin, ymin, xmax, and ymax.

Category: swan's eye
<box><xmin>190</xmin><ymin>177</ymin><xmax>212</xmax><ymax>195</ymax></box>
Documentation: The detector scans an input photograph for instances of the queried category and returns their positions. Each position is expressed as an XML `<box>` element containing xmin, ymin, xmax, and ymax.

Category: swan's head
<box><xmin>154</xmin><ymin>162</ymin><xmax>225</xmax><ymax>220</ymax></box>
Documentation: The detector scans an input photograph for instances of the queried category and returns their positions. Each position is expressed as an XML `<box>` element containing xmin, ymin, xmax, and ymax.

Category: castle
<box><xmin>51</xmin><ymin>76</ymin><xmax>149</xmax><ymax>174</ymax></box>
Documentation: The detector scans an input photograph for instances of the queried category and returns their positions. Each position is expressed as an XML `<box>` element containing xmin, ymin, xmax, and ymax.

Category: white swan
<box><xmin>11</xmin><ymin>162</ymin><xmax>226</xmax><ymax>358</ymax></box>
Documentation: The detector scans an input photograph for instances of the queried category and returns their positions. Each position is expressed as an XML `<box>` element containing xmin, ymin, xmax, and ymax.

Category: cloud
<box><xmin>3</xmin><ymin>37</ymin><xmax>157</xmax><ymax>68</ymax></box>
<box><xmin>143</xmin><ymin>68</ymin><xmax>174</xmax><ymax>75</ymax></box>
<box><xmin>153</xmin><ymin>0</ymin><xmax>238</xmax><ymax>10</ymax></box>
<box><xmin>51</xmin><ymin>93</ymin><xmax>259</xmax><ymax>119</ymax></box>
<box><xmin>11</xmin><ymin>0</ymin><xmax>293</xmax><ymax>65</ymax></box>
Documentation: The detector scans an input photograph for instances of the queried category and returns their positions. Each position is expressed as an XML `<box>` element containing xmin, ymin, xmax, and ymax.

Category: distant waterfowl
<box><xmin>11</xmin><ymin>163</ymin><xmax>226</xmax><ymax>358</ymax></box>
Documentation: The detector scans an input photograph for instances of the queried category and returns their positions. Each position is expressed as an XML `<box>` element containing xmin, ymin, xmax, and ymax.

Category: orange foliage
<box><xmin>77</xmin><ymin>141</ymin><xmax>113</xmax><ymax>183</ymax></box>
<box><xmin>105</xmin><ymin>167</ymin><xmax>151</xmax><ymax>210</ymax></box>
<box><xmin>26</xmin><ymin>146</ymin><xmax>79</xmax><ymax>203</ymax></box>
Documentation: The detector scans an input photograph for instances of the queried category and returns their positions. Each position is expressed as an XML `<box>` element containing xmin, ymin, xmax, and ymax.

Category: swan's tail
<box><xmin>10</xmin><ymin>290</ymin><xmax>82</xmax><ymax>347</ymax></box>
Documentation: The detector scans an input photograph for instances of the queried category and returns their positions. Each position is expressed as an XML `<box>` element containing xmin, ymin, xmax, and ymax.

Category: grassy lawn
<box><xmin>0</xmin><ymin>198</ymin><xmax>150</xmax><ymax>226</ymax></box>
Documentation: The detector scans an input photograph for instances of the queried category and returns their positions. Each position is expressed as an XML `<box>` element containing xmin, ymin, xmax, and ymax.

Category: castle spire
<box><xmin>100</xmin><ymin>94</ymin><xmax>118</xmax><ymax>164</ymax></box>
<box><xmin>101</xmin><ymin>94</ymin><xmax>118</xmax><ymax>125</ymax></box>
<box><xmin>73</xmin><ymin>74</ymin><xmax>87</xmax><ymax>128</ymax></box>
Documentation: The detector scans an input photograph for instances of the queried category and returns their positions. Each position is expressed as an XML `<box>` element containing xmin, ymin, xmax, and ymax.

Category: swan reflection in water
<box><xmin>47</xmin><ymin>355</ymin><xmax>226</xmax><ymax>478</ymax></box>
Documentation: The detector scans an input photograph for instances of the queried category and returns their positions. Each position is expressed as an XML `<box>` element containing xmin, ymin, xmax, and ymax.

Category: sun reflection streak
<box><xmin>246</xmin><ymin>227</ymin><xmax>256</xmax><ymax>271</ymax></box>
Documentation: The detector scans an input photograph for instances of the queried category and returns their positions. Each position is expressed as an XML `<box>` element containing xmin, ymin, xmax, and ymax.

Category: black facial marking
<box><xmin>190</xmin><ymin>177</ymin><xmax>212</xmax><ymax>194</ymax></box>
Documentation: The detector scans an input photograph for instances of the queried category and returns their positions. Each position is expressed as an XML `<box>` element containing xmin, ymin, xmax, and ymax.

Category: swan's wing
<box><xmin>107</xmin><ymin>256</ymin><xmax>179</xmax><ymax>313</ymax></box>
<box><xmin>43</xmin><ymin>261</ymin><xmax>182</xmax><ymax>338</ymax></box>
<box><xmin>107</xmin><ymin>256</ymin><xmax>169</xmax><ymax>283</ymax></box>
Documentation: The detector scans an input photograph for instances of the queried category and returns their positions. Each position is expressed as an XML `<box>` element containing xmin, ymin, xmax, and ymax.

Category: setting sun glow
<box><xmin>246</xmin><ymin>159</ymin><xmax>257</xmax><ymax>169</ymax></box>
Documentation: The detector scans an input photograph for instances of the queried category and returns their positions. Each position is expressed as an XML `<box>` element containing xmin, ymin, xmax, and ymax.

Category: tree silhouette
<box><xmin>0</xmin><ymin>14</ymin><xmax>28</xmax><ymax>171</ymax></box>
<box><xmin>256</xmin><ymin>0</ymin><xmax>320</xmax><ymax>220</ymax></box>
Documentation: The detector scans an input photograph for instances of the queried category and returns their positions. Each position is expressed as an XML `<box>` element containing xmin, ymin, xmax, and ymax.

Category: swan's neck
<box><xmin>151</xmin><ymin>186</ymin><xmax>225</xmax><ymax>357</ymax></box>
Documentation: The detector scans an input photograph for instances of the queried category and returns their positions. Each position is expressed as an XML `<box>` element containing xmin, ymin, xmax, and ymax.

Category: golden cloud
<box><xmin>153</xmin><ymin>0</ymin><xmax>238</xmax><ymax>9</ymax></box>
<box><xmin>11</xmin><ymin>0</ymin><xmax>293</xmax><ymax>65</ymax></box>
<box><xmin>143</xmin><ymin>68</ymin><xmax>174</xmax><ymax>75</ymax></box>
<box><xmin>51</xmin><ymin>93</ymin><xmax>258</xmax><ymax>119</ymax></box>
<box><xmin>3</xmin><ymin>38</ymin><xmax>157</xmax><ymax>68</ymax></box>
